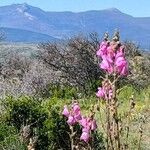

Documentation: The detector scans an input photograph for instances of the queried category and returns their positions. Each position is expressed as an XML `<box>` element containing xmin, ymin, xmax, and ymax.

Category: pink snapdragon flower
<box><xmin>72</xmin><ymin>103</ymin><xmax>82</xmax><ymax>120</ymax></box>
<box><xmin>96</xmin><ymin>41</ymin><xmax>108</xmax><ymax>57</ymax></box>
<box><xmin>96</xmin><ymin>87</ymin><xmax>105</xmax><ymax>98</ymax></box>
<box><xmin>97</xmin><ymin>41</ymin><xmax>128</xmax><ymax>76</ymax></box>
<box><xmin>62</xmin><ymin>105</ymin><xmax>70</xmax><ymax>117</ymax></box>
<box><xmin>62</xmin><ymin>103</ymin><xmax>82</xmax><ymax>125</ymax></box>
<box><xmin>79</xmin><ymin>117</ymin><xmax>97</xmax><ymax>143</ymax></box>
<box><xmin>80</xmin><ymin>117</ymin><xmax>91</xmax><ymax>130</ymax></box>
<box><xmin>80</xmin><ymin>128</ymin><xmax>90</xmax><ymax>143</ymax></box>
<box><xmin>91</xmin><ymin>119</ymin><xmax>97</xmax><ymax>131</ymax></box>
<box><xmin>96</xmin><ymin>85</ymin><xmax>113</xmax><ymax>100</ymax></box>
<box><xmin>67</xmin><ymin>115</ymin><xmax>76</xmax><ymax>125</ymax></box>
<box><xmin>62</xmin><ymin>103</ymin><xmax>97</xmax><ymax>143</ymax></box>
<box><xmin>100</xmin><ymin>55</ymin><xmax>113</xmax><ymax>74</ymax></box>
<box><xmin>114</xmin><ymin>50</ymin><xmax>128</xmax><ymax>76</ymax></box>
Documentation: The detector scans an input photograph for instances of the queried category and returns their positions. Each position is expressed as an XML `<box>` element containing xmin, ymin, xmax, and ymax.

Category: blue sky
<box><xmin>0</xmin><ymin>0</ymin><xmax>150</xmax><ymax>17</ymax></box>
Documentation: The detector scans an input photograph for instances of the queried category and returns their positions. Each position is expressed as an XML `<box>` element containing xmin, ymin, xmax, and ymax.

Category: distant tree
<box><xmin>1</xmin><ymin>52</ymin><xmax>31</xmax><ymax>79</ymax></box>
<box><xmin>37</xmin><ymin>33</ymin><xmax>103</xmax><ymax>94</ymax></box>
<box><xmin>124</xmin><ymin>41</ymin><xmax>141</xmax><ymax>57</ymax></box>
<box><xmin>124</xmin><ymin>41</ymin><xmax>150</xmax><ymax>88</ymax></box>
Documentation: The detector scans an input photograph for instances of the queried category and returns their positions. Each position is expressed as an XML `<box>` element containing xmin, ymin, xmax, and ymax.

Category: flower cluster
<box><xmin>62</xmin><ymin>102</ymin><xmax>82</xmax><ymax>125</ymax></box>
<box><xmin>62</xmin><ymin>102</ymin><xmax>97</xmax><ymax>143</ymax></box>
<box><xmin>80</xmin><ymin>116</ymin><xmax>97</xmax><ymax>143</ymax></box>
<box><xmin>96</xmin><ymin>40</ymin><xmax>128</xmax><ymax>76</ymax></box>
<box><xmin>96</xmin><ymin>80</ymin><xmax>113</xmax><ymax>100</ymax></box>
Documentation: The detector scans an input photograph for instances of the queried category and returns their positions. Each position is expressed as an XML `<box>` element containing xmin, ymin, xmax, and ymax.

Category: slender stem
<box><xmin>106</xmin><ymin>103</ymin><xmax>109</xmax><ymax>150</ymax></box>
<box><xmin>112</xmin><ymin>74</ymin><xmax>121</xmax><ymax>150</ymax></box>
<box><xmin>70</xmin><ymin>126</ymin><xmax>74</xmax><ymax>150</ymax></box>
<box><xmin>106</xmin><ymin>99</ymin><xmax>114</xmax><ymax>150</ymax></box>
<box><xmin>115</xmin><ymin>107</ymin><xmax>121</xmax><ymax>149</ymax></box>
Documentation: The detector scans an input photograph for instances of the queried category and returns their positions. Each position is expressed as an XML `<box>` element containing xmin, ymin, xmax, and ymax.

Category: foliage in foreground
<box><xmin>0</xmin><ymin>86</ymin><xmax>149</xmax><ymax>149</ymax></box>
<box><xmin>0</xmin><ymin>96</ymin><xmax>106</xmax><ymax>150</ymax></box>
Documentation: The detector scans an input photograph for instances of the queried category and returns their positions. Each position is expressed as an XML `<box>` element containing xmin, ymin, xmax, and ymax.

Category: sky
<box><xmin>0</xmin><ymin>0</ymin><xmax>150</xmax><ymax>17</ymax></box>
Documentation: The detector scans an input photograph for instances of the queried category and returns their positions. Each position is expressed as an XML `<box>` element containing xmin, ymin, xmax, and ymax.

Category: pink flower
<box><xmin>115</xmin><ymin>52</ymin><xmax>128</xmax><ymax>76</ymax></box>
<box><xmin>107</xmin><ymin>46</ymin><xmax>115</xmax><ymax>59</ymax></box>
<box><xmin>80</xmin><ymin>117</ymin><xmax>97</xmax><ymax>131</ymax></box>
<box><xmin>91</xmin><ymin>119</ymin><xmax>97</xmax><ymax>130</ymax></box>
<box><xmin>67</xmin><ymin>115</ymin><xmax>76</xmax><ymax>125</ymax></box>
<box><xmin>72</xmin><ymin>103</ymin><xmax>80</xmax><ymax>113</ymax></box>
<box><xmin>80</xmin><ymin>117</ymin><xmax>90</xmax><ymax>129</ymax></box>
<box><xmin>72</xmin><ymin>103</ymin><xmax>82</xmax><ymax>121</ymax></box>
<box><xmin>120</xmin><ymin>65</ymin><xmax>128</xmax><ymax>76</ymax></box>
<box><xmin>96</xmin><ymin>83</ymin><xmax>113</xmax><ymax>100</ymax></box>
<box><xmin>80</xmin><ymin>129</ymin><xmax>90</xmax><ymax>143</ymax></box>
<box><xmin>96</xmin><ymin>41</ymin><xmax>108</xmax><ymax>57</ymax></box>
<box><xmin>97</xmin><ymin>40</ymin><xmax>128</xmax><ymax>76</ymax></box>
<box><xmin>74</xmin><ymin>112</ymin><xmax>82</xmax><ymax>121</ymax></box>
<box><xmin>96</xmin><ymin>87</ymin><xmax>105</xmax><ymax>98</ymax></box>
<box><xmin>100</xmin><ymin>56</ymin><xmax>113</xmax><ymax>74</ymax></box>
<box><xmin>116</xmin><ymin>50</ymin><xmax>124</xmax><ymax>58</ymax></box>
<box><xmin>62</xmin><ymin>105</ymin><xmax>69</xmax><ymax>117</ymax></box>
<box><xmin>118</xmin><ymin>45</ymin><xmax>125</xmax><ymax>53</ymax></box>
<box><xmin>79</xmin><ymin>117</ymin><xmax>87</xmax><ymax>127</ymax></box>
<box><xmin>62</xmin><ymin>103</ymin><xmax>82</xmax><ymax>126</ymax></box>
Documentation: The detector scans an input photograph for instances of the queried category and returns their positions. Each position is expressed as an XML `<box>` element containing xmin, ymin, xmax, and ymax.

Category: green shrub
<box><xmin>0</xmin><ymin>96</ymin><xmax>106</xmax><ymax>149</ymax></box>
<box><xmin>0</xmin><ymin>123</ymin><xmax>16</xmax><ymax>141</ymax></box>
<box><xmin>1</xmin><ymin>96</ymin><xmax>48</xmax><ymax>150</ymax></box>
<box><xmin>0</xmin><ymin>123</ymin><xmax>26</xmax><ymax>150</ymax></box>
<box><xmin>48</xmin><ymin>84</ymin><xmax>78</xmax><ymax>99</ymax></box>
<box><xmin>0</xmin><ymin>134</ymin><xmax>26</xmax><ymax>150</ymax></box>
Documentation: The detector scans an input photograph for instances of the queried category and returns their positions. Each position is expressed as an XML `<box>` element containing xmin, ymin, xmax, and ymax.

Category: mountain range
<box><xmin>0</xmin><ymin>3</ymin><xmax>150</xmax><ymax>48</ymax></box>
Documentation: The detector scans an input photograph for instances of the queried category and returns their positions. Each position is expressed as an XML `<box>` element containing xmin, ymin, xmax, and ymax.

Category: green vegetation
<box><xmin>0</xmin><ymin>84</ymin><xmax>149</xmax><ymax>149</ymax></box>
<box><xmin>0</xmin><ymin>34</ymin><xmax>150</xmax><ymax>149</ymax></box>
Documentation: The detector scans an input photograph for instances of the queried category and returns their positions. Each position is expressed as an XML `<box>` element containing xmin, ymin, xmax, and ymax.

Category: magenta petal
<box><xmin>96</xmin><ymin>49</ymin><xmax>102</xmax><ymax>57</ymax></box>
<box><xmin>72</xmin><ymin>103</ymin><xmax>80</xmax><ymax>113</ymax></box>
<box><xmin>67</xmin><ymin>115</ymin><xmax>76</xmax><ymax>125</ymax></box>
<box><xmin>96</xmin><ymin>87</ymin><xmax>105</xmax><ymax>98</ymax></box>
<box><xmin>79</xmin><ymin>117</ymin><xmax>87</xmax><ymax>127</ymax></box>
<box><xmin>74</xmin><ymin>113</ymin><xmax>82</xmax><ymax>121</ymax></box>
<box><xmin>97</xmin><ymin>41</ymin><xmax>108</xmax><ymax>58</ymax></box>
<box><xmin>62</xmin><ymin>105</ymin><xmax>70</xmax><ymax>117</ymax></box>
<box><xmin>115</xmin><ymin>51</ymin><xmax>124</xmax><ymax>59</ymax></box>
<box><xmin>91</xmin><ymin>119</ymin><xmax>97</xmax><ymax>131</ymax></box>
<box><xmin>80</xmin><ymin>131</ymin><xmax>90</xmax><ymax>143</ymax></box>
<box><xmin>115</xmin><ymin>57</ymin><xmax>126</xmax><ymax>67</ymax></box>
<box><xmin>82</xmin><ymin>128</ymin><xmax>90</xmax><ymax>133</ymax></box>
<box><xmin>114</xmin><ymin>52</ymin><xmax>128</xmax><ymax>76</ymax></box>
<box><xmin>120</xmin><ymin>65</ymin><xmax>128</xmax><ymax>76</ymax></box>
<box><xmin>72</xmin><ymin>103</ymin><xmax>82</xmax><ymax>121</ymax></box>
<box><xmin>100</xmin><ymin>55</ymin><xmax>114</xmax><ymax>74</ymax></box>
<box><xmin>100</xmin><ymin>59</ymin><xmax>109</xmax><ymax>70</ymax></box>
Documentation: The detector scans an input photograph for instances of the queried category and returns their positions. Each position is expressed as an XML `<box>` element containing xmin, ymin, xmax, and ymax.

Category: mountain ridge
<box><xmin>0</xmin><ymin>3</ymin><xmax>150</xmax><ymax>48</ymax></box>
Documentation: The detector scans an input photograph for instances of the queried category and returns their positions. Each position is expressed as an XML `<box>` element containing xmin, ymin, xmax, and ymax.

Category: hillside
<box><xmin>0</xmin><ymin>3</ymin><xmax>150</xmax><ymax>48</ymax></box>
<box><xmin>0</xmin><ymin>27</ymin><xmax>58</xmax><ymax>42</ymax></box>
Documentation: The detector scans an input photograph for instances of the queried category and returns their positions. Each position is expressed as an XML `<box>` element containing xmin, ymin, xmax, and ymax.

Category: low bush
<box><xmin>0</xmin><ymin>95</ymin><xmax>106</xmax><ymax>149</ymax></box>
